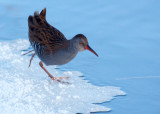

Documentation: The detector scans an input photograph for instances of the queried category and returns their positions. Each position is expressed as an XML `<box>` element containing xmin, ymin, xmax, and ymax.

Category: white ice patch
<box><xmin>0</xmin><ymin>39</ymin><xmax>125</xmax><ymax>114</ymax></box>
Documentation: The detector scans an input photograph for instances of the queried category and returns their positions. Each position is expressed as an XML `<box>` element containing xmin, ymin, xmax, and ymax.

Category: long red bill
<box><xmin>85</xmin><ymin>45</ymin><xmax>98</xmax><ymax>57</ymax></box>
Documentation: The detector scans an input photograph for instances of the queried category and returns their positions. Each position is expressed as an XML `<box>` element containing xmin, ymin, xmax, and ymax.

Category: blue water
<box><xmin>0</xmin><ymin>0</ymin><xmax>160</xmax><ymax>114</ymax></box>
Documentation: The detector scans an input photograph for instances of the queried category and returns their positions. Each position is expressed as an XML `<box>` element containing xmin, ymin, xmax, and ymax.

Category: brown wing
<box><xmin>28</xmin><ymin>8</ymin><xmax>67</xmax><ymax>51</ymax></box>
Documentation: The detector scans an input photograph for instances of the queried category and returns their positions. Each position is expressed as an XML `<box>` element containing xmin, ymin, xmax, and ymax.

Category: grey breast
<box><xmin>31</xmin><ymin>41</ymin><xmax>78</xmax><ymax>66</ymax></box>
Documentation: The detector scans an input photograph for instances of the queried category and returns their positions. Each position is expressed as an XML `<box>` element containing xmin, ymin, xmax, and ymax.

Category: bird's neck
<box><xmin>69</xmin><ymin>37</ymin><xmax>80</xmax><ymax>52</ymax></box>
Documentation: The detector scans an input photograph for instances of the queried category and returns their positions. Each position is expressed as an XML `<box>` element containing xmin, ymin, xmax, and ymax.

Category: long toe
<box><xmin>54</xmin><ymin>77</ymin><xmax>69</xmax><ymax>80</ymax></box>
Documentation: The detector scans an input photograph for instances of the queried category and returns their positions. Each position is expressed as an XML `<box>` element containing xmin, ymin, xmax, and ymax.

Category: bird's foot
<box><xmin>39</xmin><ymin>61</ymin><xmax>70</xmax><ymax>84</ymax></box>
<box><xmin>54</xmin><ymin>77</ymin><xmax>69</xmax><ymax>80</ymax></box>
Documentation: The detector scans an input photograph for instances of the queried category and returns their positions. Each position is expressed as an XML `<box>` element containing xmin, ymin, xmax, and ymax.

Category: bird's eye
<box><xmin>80</xmin><ymin>42</ymin><xmax>83</xmax><ymax>45</ymax></box>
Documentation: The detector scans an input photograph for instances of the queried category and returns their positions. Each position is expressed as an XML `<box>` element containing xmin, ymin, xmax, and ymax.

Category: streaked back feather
<box><xmin>28</xmin><ymin>8</ymin><xmax>67</xmax><ymax>53</ymax></box>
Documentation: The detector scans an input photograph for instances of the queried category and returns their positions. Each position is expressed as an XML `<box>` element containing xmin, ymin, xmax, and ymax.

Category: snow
<box><xmin>0</xmin><ymin>39</ymin><xmax>125</xmax><ymax>114</ymax></box>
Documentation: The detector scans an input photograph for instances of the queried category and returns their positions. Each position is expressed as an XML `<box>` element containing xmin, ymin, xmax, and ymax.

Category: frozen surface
<box><xmin>1</xmin><ymin>0</ymin><xmax>160</xmax><ymax>113</ymax></box>
<box><xmin>0</xmin><ymin>39</ymin><xmax>125</xmax><ymax>114</ymax></box>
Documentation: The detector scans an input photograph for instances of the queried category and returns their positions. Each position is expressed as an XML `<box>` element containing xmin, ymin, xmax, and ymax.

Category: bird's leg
<box><xmin>39</xmin><ymin>61</ymin><xmax>54</xmax><ymax>79</ymax></box>
<box><xmin>28</xmin><ymin>53</ymin><xmax>36</xmax><ymax>67</ymax></box>
<box><xmin>22</xmin><ymin>50</ymin><xmax>34</xmax><ymax>55</ymax></box>
<box><xmin>39</xmin><ymin>61</ymin><xmax>69</xmax><ymax>81</ymax></box>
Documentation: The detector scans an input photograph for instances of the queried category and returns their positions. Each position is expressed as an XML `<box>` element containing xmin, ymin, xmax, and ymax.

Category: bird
<box><xmin>26</xmin><ymin>8</ymin><xmax>98</xmax><ymax>82</ymax></box>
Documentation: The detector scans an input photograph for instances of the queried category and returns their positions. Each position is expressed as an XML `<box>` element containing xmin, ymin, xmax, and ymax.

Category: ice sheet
<box><xmin>0</xmin><ymin>39</ymin><xmax>125</xmax><ymax>114</ymax></box>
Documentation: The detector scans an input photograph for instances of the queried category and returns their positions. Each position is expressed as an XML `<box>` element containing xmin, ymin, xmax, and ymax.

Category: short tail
<box><xmin>39</xmin><ymin>8</ymin><xmax>46</xmax><ymax>20</ymax></box>
<box><xmin>28</xmin><ymin>8</ymin><xmax>47</xmax><ymax>27</ymax></box>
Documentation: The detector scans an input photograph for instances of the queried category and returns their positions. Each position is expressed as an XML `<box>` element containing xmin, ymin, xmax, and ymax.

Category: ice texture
<box><xmin>0</xmin><ymin>39</ymin><xmax>125</xmax><ymax>114</ymax></box>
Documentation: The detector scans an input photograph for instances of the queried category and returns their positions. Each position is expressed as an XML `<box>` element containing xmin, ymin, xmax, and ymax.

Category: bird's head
<box><xmin>72</xmin><ymin>34</ymin><xmax>98</xmax><ymax>57</ymax></box>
